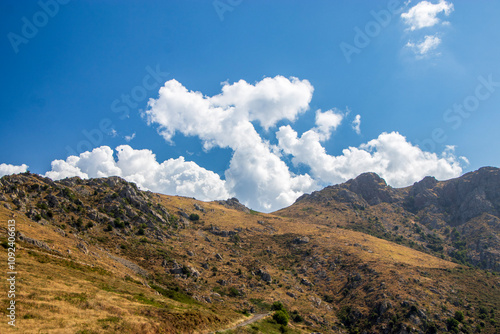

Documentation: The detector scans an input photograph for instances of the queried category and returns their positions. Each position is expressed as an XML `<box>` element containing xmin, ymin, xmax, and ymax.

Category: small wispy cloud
<box><xmin>110</xmin><ymin>129</ymin><xmax>118</xmax><ymax>137</ymax></box>
<box><xmin>406</xmin><ymin>34</ymin><xmax>442</xmax><ymax>57</ymax></box>
<box><xmin>315</xmin><ymin>109</ymin><xmax>344</xmax><ymax>141</ymax></box>
<box><xmin>352</xmin><ymin>114</ymin><xmax>361</xmax><ymax>135</ymax></box>
<box><xmin>401</xmin><ymin>0</ymin><xmax>454</xmax><ymax>31</ymax></box>
<box><xmin>125</xmin><ymin>133</ymin><xmax>136</xmax><ymax>142</ymax></box>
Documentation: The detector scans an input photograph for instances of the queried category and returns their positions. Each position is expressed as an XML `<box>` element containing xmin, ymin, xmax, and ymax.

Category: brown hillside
<box><xmin>0</xmin><ymin>173</ymin><xmax>499</xmax><ymax>333</ymax></box>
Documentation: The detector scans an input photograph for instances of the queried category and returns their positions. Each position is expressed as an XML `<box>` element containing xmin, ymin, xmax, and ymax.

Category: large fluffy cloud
<box><xmin>145</xmin><ymin>76</ymin><xmax>313</xmax><ymax>146</ymax></box>
<box><xmin>145</xmin><ymin>76</ymin><xmax>318</xmax><ymax>211</ymax></box>
<box><xmin>5</xmin><ymin>76</ymin><xmax>463</xmax><ymax>212</ymax></box>
<box><xmin>143</xmin><ymin>76</ymin><xmax>465</xmax><ymax>211</ymax></box>
<box><xmin>45</xmin><ymin>145</ymin><xmax>230</xmax><ymax>201</ymax></box>
<box><xmin>0</xmin><ymin>163</ymin><xmax>29</xmax><ymax>177</ymax></box>
<box><xmin>277</xmin><ymin>127</ymin><xmax>463</xmax><ymax>188</ymax></box>
<box><xmin>401</xmin><ymin>0</ymin><xmax>454</xmax><ymax>31</ymax></box>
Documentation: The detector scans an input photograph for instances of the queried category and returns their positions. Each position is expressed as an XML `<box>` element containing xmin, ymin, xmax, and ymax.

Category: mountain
<box><xmin>0</xmin><ymin>172</ymin><xmax>499</xmax><ymax>333</ymax></box>
<box><xmin>276</xmin><ymin>167</ymin><xmax>500</xmax><ymax>272</ymax></box>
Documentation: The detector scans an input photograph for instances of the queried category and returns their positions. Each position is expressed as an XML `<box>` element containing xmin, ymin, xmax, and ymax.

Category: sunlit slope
<box><xmin>0</xmin><ymin>173</ymin><xmax>498</xmax><ymax>333</ymax></box>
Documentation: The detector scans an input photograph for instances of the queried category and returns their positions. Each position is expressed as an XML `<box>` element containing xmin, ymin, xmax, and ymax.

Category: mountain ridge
<box><xmin>276</xmin><ymin>167</ymin><xmax>500</xmax><ymax>272</ymax></box>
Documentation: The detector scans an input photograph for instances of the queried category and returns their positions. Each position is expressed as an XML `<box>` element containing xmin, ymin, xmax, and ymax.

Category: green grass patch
<box><xmin>134</xmin><ymin>293</ymin><xmax>168</xmax><ymax>308</ymax></box>
<box><xmin>151</xmin><ymin>284</ymin><xmax>199</xmax><ymax>305</ymax></box>
<box><xmin>249</xmin><ymin>298</ymin><xmax>272</xmax><ymax>311</ymax></box>
<box><xmin>98</xmin><ymin>316</ymin><xmax>121</xmax><ymax>323</ymax></box>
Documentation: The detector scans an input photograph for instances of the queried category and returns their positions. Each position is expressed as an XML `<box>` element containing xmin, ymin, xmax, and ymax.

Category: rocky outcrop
<box><xmin>17</xmin><ymin>232</ymin><xmax>52</xmax><ymax>252</ymax></box>
<box><xmin>107</xmin><ymin>253</ymin><xmax>148</xmax><ymax>277</ymax></box>
<box><xmin>293</xmin><ymin>236</ymin><xmax>310</xmax><ymax>244</ymax></box>
<box><xmin>256</xmin><ymin>269</ymin><xmax>271</xmax><ymax>283</ymax></box>
<box><xmin>77</xmin><ymin>242</ymin><xmax>89</xmax><ymax>255</ymax></box>
<box><xmin>407</xmin><ymin>167</ymin><xmax>500</xmax><ymax>225</ymax></box>
<box><xmin>287</xmin><ymin>167</ymin><xmax>500</xmax><ymax>271</ymax></box>
<box><xmin>216</xmin><ymin>198</ymin><xmax>250</xmax><ymax>213</ymax></box>
<box><xmin>343</xmin><ymin>173</ymin><xmax>399</xmax><ymax>205</ymax></box>
<box><xmin>208</xmin><ymin>226</ymin><xmax>238</xmax><ymax>238</ymax></box>
<box><xmin>296</xmin><ymin>172</ymin><xmax>401</xmax><ymax>208</ymax></box>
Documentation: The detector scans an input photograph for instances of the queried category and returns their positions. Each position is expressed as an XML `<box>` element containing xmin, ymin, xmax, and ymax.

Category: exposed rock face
<box><xmin>293</xmin><ymin>236</ymin><xmax>310</xmax><ymax>244</ymax></box>
<box><xmin>343</xmin><ymin>173</ymin><xmax>398</xmax><ymax>205</ymax></box>
<box><xmin>107</xmin><ymin>253</ymin><xmax>148</xmax><ymax>276</ymax></box>
<box><xmin>296</xmin><ymin>172</ymin><xmax>402</xmax><ymax>208</ymax></box>
<box><xmin>186</xmin><ymin>265</ymin><xmax>200</xmax><ymax>278</ymax></box>
<box><xmin>256</xmin><ymin>269</ymin><xmax>271</xmax><ymax>282</ymax></box>
<box><xmin>216</xmin><ymin>197</ymin><xmax>250</xmax><ymax>213</ymax></box>
<box><xmin>18</xmin><ymin>232</ymin><xmax>52</xmax><ymax>252</ymax></box>
<box><xmin>45</xmin><ymin>194</ymin><xmax>60</xmax><ymax>208</ymax></box>
<box><xmin>194</xmin><ymin>203</ymin><xmax>206</xmax><ymax>212</ymax></box>
<box><xmin>170</xmin><ymin>261</ymin><xmax>184</xmax><ymax>275</ymax></box>
<box><xmin>288</xmin><ymin>167</ymin><xmax>500</xmax><ymax>271</ymax></box>
<box><xmin>301</xmin><ymin>277</ymin><xmax>313</xmax><ymax>286</ymax></box>
<box><xmin>77</xmin><ymin>242</ymin><xmax>89</xmax><ymax>255</ymax></box>
<box><xmin>208</xmin><ymin>226</ymin><xmax>238</xmax><ymax>238</ymax></box>
<box><xmin>408</xmin><ymin>167</ymin><xmax>500</xmax><ymax>225</ymax></box>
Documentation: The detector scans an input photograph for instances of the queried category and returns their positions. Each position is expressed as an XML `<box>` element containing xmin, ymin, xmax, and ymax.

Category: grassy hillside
<box><xmin>0</xmin><ymin>173</ymin><xmax>499</xmax><ymax>333</ymax></box>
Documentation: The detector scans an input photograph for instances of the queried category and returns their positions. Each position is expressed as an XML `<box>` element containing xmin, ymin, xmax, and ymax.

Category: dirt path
<box><xmin>212</xmin><ymin>313</ymin><xmax>270</xmax><ymax>333</ymax></box>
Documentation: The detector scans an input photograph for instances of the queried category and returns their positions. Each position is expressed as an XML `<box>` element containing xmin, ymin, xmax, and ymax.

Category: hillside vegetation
<box><xmin>0</xmin><ymin>172</ymin><xmax>499</xmax><ymax>333</ymax></box>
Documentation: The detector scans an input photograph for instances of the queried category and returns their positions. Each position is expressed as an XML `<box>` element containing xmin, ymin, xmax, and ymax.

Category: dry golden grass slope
<box><xmin>0</xmin><ymin>173</ymin><xmax>498</xmax><ymax>333</ymax></box>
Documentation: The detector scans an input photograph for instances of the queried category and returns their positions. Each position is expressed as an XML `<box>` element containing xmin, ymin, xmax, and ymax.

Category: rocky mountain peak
<box><xmin>412</xmin><ymin>176</ymin><xmax>438</xmax><ymax>192</ymax></box>
<box><xmin>342</xmin><ymin>172</ymin><xmax>397</xmax><ymax>206</ymax></box>
<box><xmin>349</xmin><ymin>172</ymin><xmax>388</xmax><ymax>188</ymax></box>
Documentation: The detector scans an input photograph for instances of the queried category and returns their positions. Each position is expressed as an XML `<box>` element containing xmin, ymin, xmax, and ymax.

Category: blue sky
<box><xmin>1</xmin><ymin>0</ymin><xmax>499</xmax><ymax>211</ymax></box>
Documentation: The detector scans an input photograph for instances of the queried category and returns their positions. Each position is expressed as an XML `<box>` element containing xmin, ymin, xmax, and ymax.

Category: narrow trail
<box><xmin>211</xmin><ymin>313</ymin><xmax>270</xmax><ymax>333</ymax></box>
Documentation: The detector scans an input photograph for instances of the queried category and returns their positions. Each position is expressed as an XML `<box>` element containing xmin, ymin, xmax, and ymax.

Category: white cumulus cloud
<box><xmin>145</xmin><ymin>76</ymin><xmax>313</xmax><ymax>147</ymax></box>
<box><xmin>44</xmin><ymin>145</ymin><xmax>230</xmax><ymax>201</ymax></box>
<box><xmin>401</xmin><ymin>0</ymin><xmax>454</xmax><ymax>31</ymax></box>
<box><xmin>277</xmin><ymin>129</ymin><xmax>464</xmax><ymax>188</ymax></box>
<box><xmin>32</xmin><ymin>76</ymin><xmax>468</xmax><ymax>213</ymax></box>
<box><xmin>315</xmin><ymin>109</ymin><xmax>344</xmax><ymax>140</ymax></box>
<box><xmin>0</xmin><ymin>163</ymin><xmax>29</xmax><ymax>177</ymax></box>
<box><xmin>145</xmin><ymin>76</ymin><xmax>318</xmax><ymax>211</ymax></box>
<box><xmin>144</xmin><ymin>76</ymin><xmax>466</xmax><ymax>210</ymax></box>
